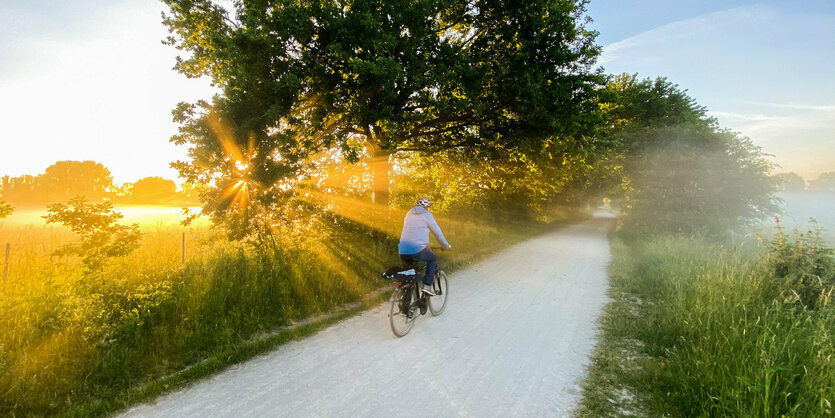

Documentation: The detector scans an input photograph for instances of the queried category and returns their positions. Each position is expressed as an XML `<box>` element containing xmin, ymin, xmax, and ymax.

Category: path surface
<box><xmin>120</xmin><ymin>211</ymin><xmax>616</xmax><ymax>417</ymax></box>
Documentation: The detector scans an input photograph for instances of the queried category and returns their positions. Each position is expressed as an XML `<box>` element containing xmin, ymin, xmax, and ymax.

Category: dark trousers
<box><xmin>400</xmin><ymin>246</ymin><xmax>436</xmax><ymax>286</ymax></box>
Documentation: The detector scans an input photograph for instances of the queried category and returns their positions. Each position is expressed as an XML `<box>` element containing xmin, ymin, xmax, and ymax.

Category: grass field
<box><xmin>578</xmin><ymin>232</ymin><xmax>835</xmax><ymax>417</ymax></box>
<box><xmin>0</xmin><ymin>203</ymin><xmax>583</xmax><ymax>416</ymax></box>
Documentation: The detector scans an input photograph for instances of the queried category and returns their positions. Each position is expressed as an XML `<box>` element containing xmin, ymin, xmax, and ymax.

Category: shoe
<box><xmin>422</xmin><ymin>284</ymin><xmax>436</xmax><ymax>296</ymax></box>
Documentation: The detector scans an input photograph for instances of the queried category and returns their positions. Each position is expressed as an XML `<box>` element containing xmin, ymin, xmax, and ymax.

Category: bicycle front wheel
<box><xmin>390</xmin><ymin>285</ymin><xmax>416</xmax><ymax>337</ymax></box>
<box><xmin>429</xmin><ymin>270</ymin><xmax>448</xmax><ymax>316</ymax></box>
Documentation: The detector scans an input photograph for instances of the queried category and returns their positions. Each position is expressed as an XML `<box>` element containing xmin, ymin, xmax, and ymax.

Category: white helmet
<box><xmin>416</xmin><ymin>197</ymin><xmax>431</xmax><ymax>208</ymax></box>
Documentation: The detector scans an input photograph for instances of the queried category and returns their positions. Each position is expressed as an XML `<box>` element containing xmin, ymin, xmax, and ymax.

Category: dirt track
<box><xmin>120</xmin><ymin>211</ymin><xmax>616</xmax><ymax>417</ymax></box>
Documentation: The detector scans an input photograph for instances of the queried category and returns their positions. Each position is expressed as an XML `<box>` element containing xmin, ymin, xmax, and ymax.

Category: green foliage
<box><xmin>580</xmin><ymin>235</ymin><xmax>835</xmax><ymax>417</ymax></box>
<box><xmin>393</xmin><ymin>141</ymin><xmax>600</xmax><ymax>218</ymax></box>
<box><xmin>0</xmin><ymin>198</ymin><xmax>12</xmax><ymax>218</ymax></box>
<box><xmin>766</xmin><ymin>219</ymin><xmax>835</xmax><ymax>308</ymax></box>
<box><xmin>621</xmin><ymin>126</ymin><xmax>779</xmax><ymax>237</ymax></box>
<box><xmin>43</xmin><ymin>196</ymin><xmax>142</xmax><ymax>273</ymax></box>
<box><xmin>161</xmin><ymin>0</ymin><xmax>603</xmax><ymax>237</ymax></box>
<box><xmin>596</xmin><ymin>75</ymin><xmax>778</xmax><ymax>237</ymax></box>
<box><xmin>601</xmin><ymin>73</ymin><xmax>711</xmax><ymax>138</ymax></box>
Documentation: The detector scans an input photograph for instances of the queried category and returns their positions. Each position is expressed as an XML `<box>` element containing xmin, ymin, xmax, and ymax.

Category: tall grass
<box><xmin>0</xmin><ymin>205</ymin><xmax>580</xmax><ymax>416</ymax></box>
<box><xmin>580</xmin><ymin>231</ymin><xmax>835</xmax><ymax>417</ymax></box>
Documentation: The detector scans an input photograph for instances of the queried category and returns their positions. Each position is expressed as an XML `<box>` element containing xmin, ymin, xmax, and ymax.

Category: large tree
<box><xmin>594</xmin><ymin>74</ymin><xmax>779</xmax><ymax>236</ymax></box>
<box><xmin>1</xmin><ymin>162</ymin><xmax>113</xmax><ymax>205</ymax></box>
<box><xmin>0</xmin><ymin>175</ymin><xmax>37</xmax><ymax>206</ymax></box>
<box><xmin>36</xmin><ymin>160</ymin><xmax>113</xmax><ymax>203</ymax></box>
<box><xmin>775</xmin><ymin>172</ymin><xmax>806</xmax><ymax>191</ymax></box>
<box><xmin>162</xmin><ymin>0</ymin><xmax>602</xmax><ymax>235</ymax></box>
<box><xmin>130</xmin><ymin>176</ymin><xmax>178</xmax><ymax>203</ymax></box>
<box><xmin>809</xmin><ymin>172</ymin><xmax>835</xmax><ymax>192</ymax></box>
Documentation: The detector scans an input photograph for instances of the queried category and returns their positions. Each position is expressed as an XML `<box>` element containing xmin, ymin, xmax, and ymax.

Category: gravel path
<box><xmin>119</xmin><ymin>211</ymin><xmax>615</xmax><ymax>417</ymax></box>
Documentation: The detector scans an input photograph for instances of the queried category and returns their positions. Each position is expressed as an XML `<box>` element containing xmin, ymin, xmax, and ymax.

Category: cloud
<box><xmin>709</xmin><ymin>104</ymin><xmax>835</xmax><ymax>178</ymax></box>
<box><xmin>711</xmin><ymin>102</ymin><xmax>835</xmax><ymax>139</ymax></box>
<box><xmin>599</xmin><ymin>5</ymin><xmax>776</xmax><ymax>66</ymax></box>
<box><xmin>709</xmin><ymin>112</ymin><xmax>772</xmax><ymax>122</ymax></box>
<box><xmin>742</xmin><ymin>102</ymin><xmax>835</xmax><ymax>112</ymax></box>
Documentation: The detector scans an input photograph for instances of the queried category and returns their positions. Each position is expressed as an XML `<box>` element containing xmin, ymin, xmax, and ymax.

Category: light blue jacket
<box><xmin>398</xmin><ymin>206</ymin><xmax>450</xmax><ymax>255</ymax></box>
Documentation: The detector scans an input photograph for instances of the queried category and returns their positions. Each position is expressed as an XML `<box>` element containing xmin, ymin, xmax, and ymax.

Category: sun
<box><xmin>208</xmin><ymin>114</ymin><xmax>260</xmax><ymax>211</ymax></box>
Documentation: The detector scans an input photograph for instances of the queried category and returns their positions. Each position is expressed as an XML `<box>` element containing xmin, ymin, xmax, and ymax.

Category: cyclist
<box><xmin>399</xmin><ymin>197</ymin><xmax>451</xmax><ymax>296</ymax></box>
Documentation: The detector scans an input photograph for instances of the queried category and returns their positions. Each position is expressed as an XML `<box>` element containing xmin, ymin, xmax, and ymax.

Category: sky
<box><xmin>0</xmin><ymin>1</ymin><xmax>216</xmax><ymax>185</ymax></box>
<box><xmin>0</xmin><ymin>1</ymin><xmax>833</xmax><ymax>185</ymax></box>
<box><xmin>587</xmin><ymin>0</ymin><xmax>835</xmax><ymax>180</ymax></box>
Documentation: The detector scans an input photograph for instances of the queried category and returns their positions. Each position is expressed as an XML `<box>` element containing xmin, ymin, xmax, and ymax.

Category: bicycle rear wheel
<box><xmin>390</xmin><ymin>285</ymin><xmax>416</xmax><ymax>337</ymax></box>
<box><xmin>429</xmin><ymin>270</ymin><xmax>448</xmax><ymax>316</ymax></box>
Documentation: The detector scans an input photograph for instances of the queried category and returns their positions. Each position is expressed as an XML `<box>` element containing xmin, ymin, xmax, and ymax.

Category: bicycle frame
<box><xmin>389</xmin><ymin>257</ymin><xmax>448</xmax><ymax>337</ymax></box>
<box><xmin>397</xmin><ymin>281</ymin><xmax>428</xmax><ymax>316</ymax></box>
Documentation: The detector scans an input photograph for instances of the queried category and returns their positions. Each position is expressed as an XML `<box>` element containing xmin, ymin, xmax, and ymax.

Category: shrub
<box><xmin>43</xmin><ymin>196</ymin><xmax>142</xmax><ymax>274</ymax></box>
<box><xmin>765</xmin><ymin>218</ymin><xmax>835</xmax><ymax>309</ymax></box>
<box><xmin>0</xmin><ymin>198</ymin><xmax>12</xmax><ymax>218</ymax></box>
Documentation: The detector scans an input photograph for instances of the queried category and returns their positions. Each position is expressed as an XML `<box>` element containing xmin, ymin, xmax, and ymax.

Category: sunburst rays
<box><xmin>208</xmin><ymin>114</ymin><xmax>259</xmax><ymax>212</ymax></box>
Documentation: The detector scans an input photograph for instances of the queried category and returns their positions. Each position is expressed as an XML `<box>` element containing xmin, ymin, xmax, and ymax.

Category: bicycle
<box><xmin>383</xmin><ymin>259</ymin><xmax>449</xmax><ymax>337</ymax></box>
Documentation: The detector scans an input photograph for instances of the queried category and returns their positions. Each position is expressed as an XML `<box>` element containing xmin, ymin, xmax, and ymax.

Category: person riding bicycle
<box><xmin>399</xmin><ymin>197</ymin><xmax>451</xmax><ymax>296</ymax></box>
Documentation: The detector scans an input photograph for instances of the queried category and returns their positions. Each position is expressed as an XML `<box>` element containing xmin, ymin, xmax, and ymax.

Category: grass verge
<box><xmin>67</xmin><ymin>291</ymin><xmax>390</xmax><ymax>417</ymax></box>
<box><xmin>578</xmin><ymin>232</ymin><xmax>835</xmax><ymax>417</ymax></box>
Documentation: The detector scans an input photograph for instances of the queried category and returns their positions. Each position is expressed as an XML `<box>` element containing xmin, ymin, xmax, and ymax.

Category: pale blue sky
<box><xmin>0</xmin><ymin>1</ymin><xmax>833</xmax><ymax>184</ymax></box>
<box><xmin>588</xmin><ymin>0</ymin><xmax>835</xmax><ymax>180</ymax></box>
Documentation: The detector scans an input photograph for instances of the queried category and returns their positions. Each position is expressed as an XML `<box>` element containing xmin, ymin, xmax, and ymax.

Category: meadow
<box><xmin>0</xmin><ymin>203</ymin><xmax>582</xmax><ymax>416</ymax></box>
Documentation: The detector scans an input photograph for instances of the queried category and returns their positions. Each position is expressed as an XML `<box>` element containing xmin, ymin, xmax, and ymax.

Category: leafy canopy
<box><xmin>162</xmin><ymin>0</ymin><xmax>602</xmax><ymax>236</ymax></box>
<box><xmin>598</xmin><ymin>74</ymin><xmax>779</xmax><ymax>237</ymax></box>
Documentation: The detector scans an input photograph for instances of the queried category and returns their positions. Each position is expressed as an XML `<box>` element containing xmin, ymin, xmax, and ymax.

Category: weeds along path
<box><xmin>119</xmin><ymin>211</ymin><xmax>616</xmax><ymax>417</ymax></box>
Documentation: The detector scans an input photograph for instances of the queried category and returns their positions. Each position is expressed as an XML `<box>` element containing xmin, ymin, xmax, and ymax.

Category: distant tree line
<box><xmin>774</xmin><ymin>171</ymin><xmax>835</xmax><ymax>192</ymax></box>
<box><xmin>0</xmin><ymin>160</ymin><xmax>200</xmax><ymax>208</ymax></box>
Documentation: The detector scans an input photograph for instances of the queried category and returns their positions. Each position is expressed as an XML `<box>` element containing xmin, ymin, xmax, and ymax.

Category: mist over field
<box><xmin>774</xmin><ymin>192</ymin><xmax>835</xmax><ymax>243</ymax></box>
<box><xmin>0</xmin><ymin>205</ymin><xmax>201</xmax><ymax>230</ymax></box>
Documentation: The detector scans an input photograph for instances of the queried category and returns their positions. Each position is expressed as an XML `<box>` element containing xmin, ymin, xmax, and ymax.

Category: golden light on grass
<box><xmin>300</xmin><ymin>189</ymin><xmax>402</xmax><ymax>235</ymax></box>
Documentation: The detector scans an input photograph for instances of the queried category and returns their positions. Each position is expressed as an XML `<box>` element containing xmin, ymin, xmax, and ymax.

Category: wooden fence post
<box><xmin>3</xmin><ymin>243</ymin><xmax>9</xmax><ymax>290</ymax></box>
<box><xmin>181</xmin><ymin>232</ymin><xmax>186</xmax><ymax>270</ymax></box>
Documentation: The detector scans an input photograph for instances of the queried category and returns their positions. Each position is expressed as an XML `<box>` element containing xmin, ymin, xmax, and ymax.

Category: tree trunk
<box><xmin>370</xmin><ymin>148</ymin><xmax>391</xmax><ymax>206</ymax></box>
